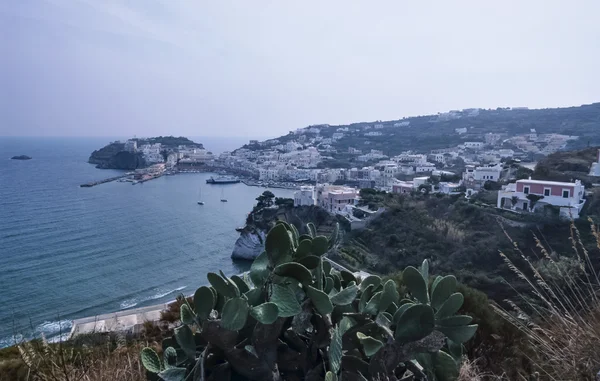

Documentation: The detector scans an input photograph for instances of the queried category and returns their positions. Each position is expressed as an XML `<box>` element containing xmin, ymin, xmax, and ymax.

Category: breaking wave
<box><xmin>119</xmin><ymin>286</ymin><xmax>186</xmax><ymax>310</ymax></box>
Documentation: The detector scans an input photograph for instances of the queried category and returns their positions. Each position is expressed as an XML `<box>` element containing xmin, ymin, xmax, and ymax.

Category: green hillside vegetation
<box><xmin>244</xmin><ymin>103</ymin><xmax>600</xmax><ymax>159</ymax></box>
<box><xmin>132</xmin><ymin>136</ymin><xmax>203</xmax><ymax>149</ymax></box>
<box><xmin>331</xmin><ymin>189</ymin><xmax>600</xmax><ymax>304</ymax></box>
<box><xmin>533</xmin><ymin>146</ymin><xmax>599</xmax><ymax>186</ymax></box>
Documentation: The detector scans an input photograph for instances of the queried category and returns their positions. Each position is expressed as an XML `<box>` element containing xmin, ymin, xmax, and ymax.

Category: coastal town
<box><xmin>82</xmin><ymin>106</ymin><xmax>600</xmax><ymax>223</ymax></box>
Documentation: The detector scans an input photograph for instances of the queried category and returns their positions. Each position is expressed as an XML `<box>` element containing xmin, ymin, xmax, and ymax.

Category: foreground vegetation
<box><xmin>139</xmin><ymin>221</ymin><xmax>476</xmax><ymax>380</ymax></box>
<box><xmin>6</xmin><ymin>178</ymin><xmax>600</xmax><ymax>379</ymax></box>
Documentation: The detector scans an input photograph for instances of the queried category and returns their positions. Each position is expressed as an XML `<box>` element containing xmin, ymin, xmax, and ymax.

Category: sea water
<box><xmin>0</xmin><ymin>137</ymin><xmax>293</xmax><ymax>347</ymax></box>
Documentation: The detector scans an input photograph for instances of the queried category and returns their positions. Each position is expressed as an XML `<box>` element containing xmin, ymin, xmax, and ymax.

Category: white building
<box><xmin>124</xmin><ymin>139</ymin><xmax>137</xmax><ymax>152</ymax></box>
<box><xmin>259</xmin><ymin>168</ymin><xmax>280</xmax><ymax>181</ymax></box>
<box><xmin>357</xmin><ymin>150</ymin><xmax>387</xmax><ymax>162</ymax></box>
<box><xmin>415</xmin><ymin>163</ymin><xmax>436</xmax><ymax>173</ymax></box>
<box><xmin>364</xmin><ymin>131</ymin><xmax>383</xmax><ymax>137</ymax></box>
<box><xmin>463</xmin><ymin>164</ymin><xmax>502</xmax><ymax>182</ymax></box>
<box><xmin>284</xmin><ymin>142</ymin><xmax>303</xmax><ymax>152</ymax></box>
<box><xmin>332</xmin><ymin>132</ymin><xmax>344</xmax><ymax>140</ymax></box>
<box><xmin>185</xmin><ymin>148</ymin><xmax>214</xmax><ymax>162</ymax></box>
<box><xmin>294</xmin><ymin>186</ymin><xmax>317</xmax><ymax>207</ymax></box>
<box><xmin>439</xmin><ymin>182</ymin><xmax>462</xmax><ymax>195</ymax></box>
<box><xmin>394</xmin><ymin>121</ymin><xmax>410</xmax><ymax>127</ymax></box>
<box><xmin>529</xmin><ymin>129</ymin><xmax>538</xmax><ymax>141</ymax></box>
<box><xmin>463</xmin><ymin>142</ymin><xmax>484</xmax><ymax>150</ymax></box>
<box><xmin>485</xmin><ymin>133</ymin><xmax>501</xmax><ymax>146</ymax></box>
<box><xmin>431</xmin><ymin>153</ymin><xmax>448</xmax><ymax>164</ymax></box>
<box><xmin>413</xmin><ymin>176</ymin><xmax>430</xmax><ymax>188</ymax></box>
<box><xmin>141</xmin><ymin>143</ymin><xmax>163</xmax><ymax>163</ymax></box>
<box><xmin>497</xmin><ymin>178</ymin><xmax>586</xmax><ymax>219</ymax></box>
<box><xmin>589</xmin><ymin>149</ymin><xmax>600</xmax><ymax>177</ymax></box>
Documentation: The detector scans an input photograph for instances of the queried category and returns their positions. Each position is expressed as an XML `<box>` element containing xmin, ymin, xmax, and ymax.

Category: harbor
<box><xmin>80</xmin><ymin>164</ymin><xmax>167</xmax><ymax>187</ymax></box>
<box><xmin>80</xmin><ymin>174</ymin><xmax>130</xmax><ymax>187</ymax></box>
<box><xmin>81</xmin><ymin>166</ymin><xmax>303</xmax><ymax>191</ymax></box>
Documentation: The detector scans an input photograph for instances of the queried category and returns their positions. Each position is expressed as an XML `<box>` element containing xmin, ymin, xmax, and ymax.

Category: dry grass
<box><xmin>458</xmin><ymin>357</ymin><xmax>508</xmax><ymax>381</ymax></box>
<box><xmin>5</xmin><ymin>333</ymin><xmax>148</xmax><ymax>381</ymax></box>
<box><xmin>493</xmin><ymin>219</ymin><xmax>600</xmax><ymax>380</ymax></box>
<box><xmin>430</xmin><ymin>218</ymin><xmax>466</xmax><ymax>243</ymax></box>
<box><xmin>78</xmin><ymin>344</ymin><xmax>146</xmax><ymax>381</ymax></box>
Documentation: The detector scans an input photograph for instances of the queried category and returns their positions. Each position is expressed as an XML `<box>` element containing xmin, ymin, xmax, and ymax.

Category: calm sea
<box><xmin>0</xmin><ymin>137</ymin><xmax>293</xmax><ymax>347</ymax></box>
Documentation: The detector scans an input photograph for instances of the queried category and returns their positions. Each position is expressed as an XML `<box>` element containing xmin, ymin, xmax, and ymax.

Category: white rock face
<box><xmin>231</xmin><ymin>230</ymin><xmax>266</xmax><ymax>260</ymax></box>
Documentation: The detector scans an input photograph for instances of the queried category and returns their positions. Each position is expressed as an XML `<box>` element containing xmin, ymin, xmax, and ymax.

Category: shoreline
<box><xmin>67</xmin><ymin>258</ymin><xmax>356</xmax><ymax>340</ymax></box>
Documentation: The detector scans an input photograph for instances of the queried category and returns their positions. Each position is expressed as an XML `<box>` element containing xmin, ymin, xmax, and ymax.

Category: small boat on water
<box><xmin>220</xmin><ymin>188</ymin><xmax>227</xmax><ymax>202</ymax></box>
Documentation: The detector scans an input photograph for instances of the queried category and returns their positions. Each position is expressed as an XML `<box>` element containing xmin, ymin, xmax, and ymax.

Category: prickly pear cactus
<box><xmin>141</xmin><ymin>221</ymin><xmax>476</xmax><ymax>381</ymax></box>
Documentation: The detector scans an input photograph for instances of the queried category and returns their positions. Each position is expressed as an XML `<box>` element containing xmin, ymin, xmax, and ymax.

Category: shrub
<box><xmin>141</xmin><ymin>222</ymin><xmax>477</xmax><ymax>381</ymax></box>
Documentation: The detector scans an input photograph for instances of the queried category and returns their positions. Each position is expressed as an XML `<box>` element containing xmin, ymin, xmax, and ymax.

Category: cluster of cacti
<box><xmin>141</xmin><ymin>220</ymin><xmax>476</xmax><ymax>381</ymax></box>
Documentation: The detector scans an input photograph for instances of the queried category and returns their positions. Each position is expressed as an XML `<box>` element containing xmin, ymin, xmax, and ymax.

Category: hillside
<box><xmin>331</xmin><ymin>190</ymin><xmax>600</xmax><ymax>302</ymax></box>
<box><xmin>533</xmin><ymin>146</ymin><xmax>599</xmax><ymax>186</ymax></box>
<box><xmin>240</xmin><ymin>103</ymin><xmax>600</xmax><ymax>161</ymax></box>
<box><xmin>131</xmin><ymin>136</ymin><xmax>203</xmax><ymax>149</ymax></box>
<box><xmin>88</xmin><ymin>142</ymin><xmax>147</xmax><ymax>169</ymax></box>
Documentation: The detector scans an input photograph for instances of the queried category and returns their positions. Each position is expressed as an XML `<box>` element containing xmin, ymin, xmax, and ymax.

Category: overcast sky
<box><xmin>1</xmin><ymin>1</ymin><xmax>599</xmax><ymax>138</ymax></box>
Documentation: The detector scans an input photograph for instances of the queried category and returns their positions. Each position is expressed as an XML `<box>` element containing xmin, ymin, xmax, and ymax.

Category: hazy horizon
<box><xmin>2</xmin><ymin>1</ymin><xmax>599</xmax><ymax>137</ymax></box>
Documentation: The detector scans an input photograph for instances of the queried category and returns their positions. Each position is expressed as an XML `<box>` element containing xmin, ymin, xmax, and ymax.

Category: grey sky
<box><xmin>1</xmin><ymin>0</ymin><xmax>599</xmax><ymax>138</ymax></box>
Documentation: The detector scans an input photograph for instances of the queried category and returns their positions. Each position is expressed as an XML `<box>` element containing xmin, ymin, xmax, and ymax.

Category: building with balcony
<box><xmin>497</xmin><ymin>178</ymin><xmax>586</xmax><ymax>219</ymax></box>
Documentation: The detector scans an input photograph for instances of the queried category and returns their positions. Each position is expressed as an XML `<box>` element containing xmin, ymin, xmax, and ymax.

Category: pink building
<box><xmin>392</xmin><ymin>181</ymin><xmax>414</xmax><ymax>194</ymax></box>
<box><xmin>316</xmin><ymin>184</ymin><xmax>358</xmax><ymax>214</ymax></box>
<box><xmin>497</xmin><ymin>178</ymin><xmax>585</xmax><ymax>218</ymax></box>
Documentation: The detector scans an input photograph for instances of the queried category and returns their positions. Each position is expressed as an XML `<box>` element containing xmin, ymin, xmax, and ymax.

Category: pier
<box><xmin>80</xmin><ymin>174</ymin><xmax>129</xmax><ymax>187</ymax></box>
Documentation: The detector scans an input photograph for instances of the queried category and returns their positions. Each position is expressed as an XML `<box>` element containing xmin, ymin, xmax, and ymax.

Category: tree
<box><xmin>526</xmin><ymin>194</ymin><xmax>544</xmax><ymax>211</ymax></box>
<box><xmin>160</xmin><ymin>149</ymin><xmax>169</xmax><ymax>162</ymax></box>
<box><xmin>483</xmin><ymin>180</ymin><xmax>501</xmax><ymax>191</ymax></box>
<box><xmin>256</xmin><ymin>191</ymin><xmax>275</xmax><ymax>208</ymax></box>
<box><xmin>511</xmin><ymin>196</ymin><xmax>519</xmax><ymax>208</ymax></box>
<box><xmin>274</xmin><ymin>197</ymin><xmax>294</xmax><ymax>207</ymax></box>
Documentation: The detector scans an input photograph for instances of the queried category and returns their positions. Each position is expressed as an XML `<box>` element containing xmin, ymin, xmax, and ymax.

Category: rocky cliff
<box><xmin>88</xmin><ymin>136</ymin><xmax>203</xmax><ymax>170</ymax></box>
<box><xmin>88</xmin><ymin>143</ymin><xmax>147</xmax><ymax>170</ymax></box>
<box><xmin>231</xmin><ymin>205</ymin><xmax>348</xmax><ymax>260</ymax></box>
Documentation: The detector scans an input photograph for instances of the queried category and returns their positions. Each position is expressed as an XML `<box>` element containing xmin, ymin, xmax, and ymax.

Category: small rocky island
<box><xmin>11</xmin><ymin>155</ymin><xmax>32</xmax><ymax>160</ymax></box>
<box><xmin>88</xmin><ymin>136</ymin><xmax>204</xmax><ymax>170</ymax></box>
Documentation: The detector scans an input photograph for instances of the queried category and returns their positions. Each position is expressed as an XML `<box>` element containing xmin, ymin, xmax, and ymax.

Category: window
<box><xmin>544</xmin><ymin>188</ymin><xmax>551</xmax><ymax>196</ymax></box>
<box><xmin>523</xmin><ymin>186</ymin><xmax>530</xmax><ymax>195</ymax></box>
<box><xmin>563</xmin><ymin>190</ymin><xmax>570</xmax><ymax>198</ymax></box>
